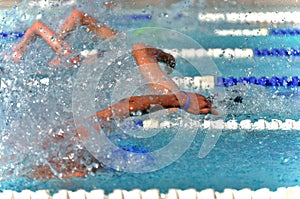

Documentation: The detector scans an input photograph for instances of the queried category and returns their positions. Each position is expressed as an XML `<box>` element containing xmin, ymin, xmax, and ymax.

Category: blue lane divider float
<box><xmin>121</xmin><ymin>14</ymin><xmax>152</xmax><ymax>20</ymax></box>
<box><xmin>217</xmin><ymin>76</ymin><xmax>300</xmax><ymax>87</ymax></box>
<box><xmin>170</xmin><ymin>76</ymin><xmax>300</xmax><ymax>90</ymax></box>
<box><xmin>0</xmin><ymin>32</ymin><xmax>25</xmax><ymax>40</ymax></box>
<box><xmin>254</xmin><ymin>48</ymin><xmax>300</xmax><ymax>56</ymax></box>
<box><xmin>218</xmin><ymin>76</ymin><xmax>299</xmax><ymax>87</ymax></box>
<box><xmin>269</xmin><ymin>28</ymin><xmax>300</xmax><ymax>36</ymax></box>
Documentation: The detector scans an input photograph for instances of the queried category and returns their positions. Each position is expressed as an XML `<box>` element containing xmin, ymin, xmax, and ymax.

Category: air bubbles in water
<box><xmin>212</xmin><ymin>83</ymin><xmax>295</xmax><ymax>119</ymax></box>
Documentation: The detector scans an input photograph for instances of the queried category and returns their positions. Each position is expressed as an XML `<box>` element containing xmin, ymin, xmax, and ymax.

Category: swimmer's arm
<box><xmin>95</xmin><ymin>92</ymin><xmax>214</xmax><ymax>121</ymax></box>
<box><xmin>132</xmin><ymin>44</ymin><xmax>179</xmax><ymax>94</ymax></box>
<box><xmin>95</xmin><ymin>94</ymin><xmax>182</xmax><ymax>121</ymax></box>
<box><xmin>75</xmin><ymin>93</ymin><xmax>214</xmax><ymax>138</ymax></box>
<box><xmin>57</xmin><ymin>8</ymin><xmax>116</xmax><ymax>40</ymax></box>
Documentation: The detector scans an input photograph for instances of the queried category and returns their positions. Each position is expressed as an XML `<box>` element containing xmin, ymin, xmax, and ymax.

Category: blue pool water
<box><xmin>0</xmin><ymin>0</ymin><xmax>300</xmax><ymax>194</ymax></box>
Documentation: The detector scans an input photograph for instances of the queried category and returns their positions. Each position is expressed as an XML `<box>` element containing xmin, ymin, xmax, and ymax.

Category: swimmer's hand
<box><xmin>48</xmin><ymin>54</ymin><xmax>81</xmax><ymax>67</ymax></box>
<box><xmin>2</xmin><ymin>48</ymin><xmax>22</xmax><ymax>62</ymax></box>
<box><xmin>177</xmin><ymin>92</ymin><xmax>218</xmax><ymax>115</ymax></box>
<box><xmin>11</xmin><ymin>41</ymin><xmax>28</xmax><ymax>62</ymax></box>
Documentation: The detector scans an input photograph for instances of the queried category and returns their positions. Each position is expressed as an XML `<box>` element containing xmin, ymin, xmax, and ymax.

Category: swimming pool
<box><xmin>1</xmin><ymin>0</ymin><xmax>300</xmax><ymax>198</ymax></box>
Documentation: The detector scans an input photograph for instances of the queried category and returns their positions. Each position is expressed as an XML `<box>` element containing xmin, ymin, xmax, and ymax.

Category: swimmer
<box><xmin>7</xmin><ymin>7</ymin><xmax>215</xmax><ymax>179</ymax></box>
<box><xmin>28</xmin><ymin>43</ymin><xmax>214</xmax><ymax>179</ymax></box>
<box><xmin>11</xmin><ymin>7</ymin><xmax>116</xmax><ymax>65</ymax></box>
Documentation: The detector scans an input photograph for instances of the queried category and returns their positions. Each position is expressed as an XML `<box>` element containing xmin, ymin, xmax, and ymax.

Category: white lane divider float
<box><xmin>163</xmin><ymin>48</ymin><xmax>254</xmax><ymax>59</ymax></box>
<box><xmin>172</xmin><ymin>76</ymin><xmax>216</xmax><ymax>90</ymax></box>
<box><xmin>1</xmin><ymin>187</ymin><xmax>300</xmax><ymax>199</ymax></box>
<box><xmin>81</xmin><ymin>47</ymin><xmax>300</xmax><ymax>61</ymax></box>
<box><xmin>214</xmin><ymin>28</ymin><xmax>269</xmax><ymax>36</ymax></box>
<box><xmin>141</xmin><ymin>118</ymin><xmax>300</xmax><ymax>131</ymax></box>
<box><xmin>198</xmin><ymin>11</ymin><xmax>300</xmax><ymax>24</ymax></box>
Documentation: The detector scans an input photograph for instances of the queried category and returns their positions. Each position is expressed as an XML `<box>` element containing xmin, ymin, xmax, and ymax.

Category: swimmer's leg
<box><xmin>57</xmin><ymin>8</ymin><xmax>116</xmax><ymax>40</ymax></box>
<box><xmin>132</xmin><ymin>43</ymin><xmax>179</xmax><ymax>94</ymax></box>
<box><xmin>12</xmin><ymin>20</ymin><xmax>73</xmax><ymax>63</ymax></box>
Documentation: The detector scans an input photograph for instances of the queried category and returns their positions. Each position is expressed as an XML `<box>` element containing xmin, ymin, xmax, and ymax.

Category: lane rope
<box><xmin>123</xmin><ymin>118</ymin><xmax>300</xmax><ymax>131</ymax></box>
<box><xmin>0</xmin><ymin>14</ymin><xmax>152</xmax><ymax>40</ymax></box>
<box><xmin>164</xmin><ymin>48</ymin><xmax>300</xmax><ymax>59</ymax></box>
<box><xmin>2</xmin><ymin>27</ymin><xmax>300</xmax><ymax>40</ymax></box>
<box><xmin>2</xmin><ymin>75</ymin><xmax>297</xmax><ymax>95</ymax></box>
<box><xmin>1</xmin><ymin>187</ymin><xmax>300</xmax><ymax>199</ymax></box>
<box><xmin>214</xmin><ymin>28</ymin><xmax>300</xmax><ymax>36</ymax></box>
<box><xmin>171</xmin><ymin>76</ymin><xmax>300</xmax><ymax>89</ymax></box>
<box><xmin>198</xmin><ymin>11</ymin><xmax>300</xmax><ymax>24</ymax></box>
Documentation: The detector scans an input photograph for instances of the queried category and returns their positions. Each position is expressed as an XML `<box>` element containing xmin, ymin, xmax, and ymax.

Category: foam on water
<box><xmin>0</xmin><ymin>53</ymin><xmax>295</xmax><ymax>180</ymax></box>
<box><xmin>212</xmin><ymin>83</ymin><xmax>300</xmax><ymax>120</ymax></box>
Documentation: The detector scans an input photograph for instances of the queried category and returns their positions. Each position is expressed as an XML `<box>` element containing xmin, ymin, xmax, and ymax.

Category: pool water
<box><xmin>0</xmin><ymin>0</ymin><xmax>300</xmax><ymax>194</ymax></box>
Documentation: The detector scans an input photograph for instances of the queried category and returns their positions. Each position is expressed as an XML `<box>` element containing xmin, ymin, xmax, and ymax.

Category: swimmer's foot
<box><xmin>11</xmin><ymin>48</ymin><xmax>25</xmax><ymax>62</ymax></box>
